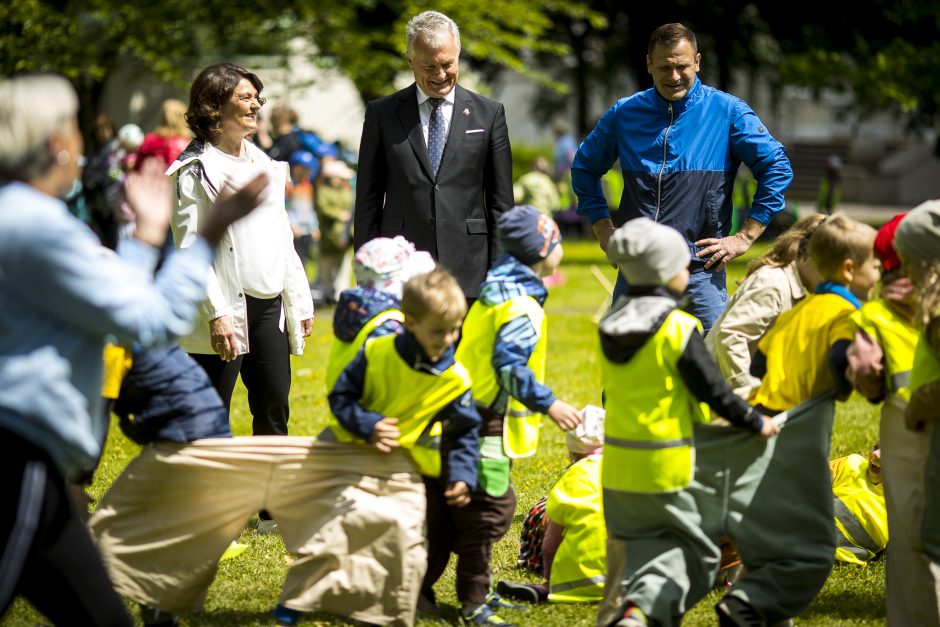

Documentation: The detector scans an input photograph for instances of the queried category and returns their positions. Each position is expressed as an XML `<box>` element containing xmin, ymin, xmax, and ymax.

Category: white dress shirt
<box><xmin>416</xmin><ymin>85</ymin><xmax>456</xmax><ymax>148</ymax></box>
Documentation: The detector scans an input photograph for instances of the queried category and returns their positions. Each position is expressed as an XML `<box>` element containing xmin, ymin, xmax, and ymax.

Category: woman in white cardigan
<box><xmin>167</xmin><ymin>63</ymin><xmax>314</xmax><ymax>436</ymax></box>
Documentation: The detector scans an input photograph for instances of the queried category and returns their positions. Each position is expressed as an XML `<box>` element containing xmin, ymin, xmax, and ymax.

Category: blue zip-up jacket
<box><xmin>329</xmin><ymin>332</ymin><xmax>481</xmax><ymax>489</ymax></box>
<box><xmin>477</xmin><ymin>254</ymin><xmax>555</xmax><ymax>415</ymax></box>
<box><xmin>572</xmin><ymin>77</ymin><xmax>792</xmax><ymax>271</ymax></box>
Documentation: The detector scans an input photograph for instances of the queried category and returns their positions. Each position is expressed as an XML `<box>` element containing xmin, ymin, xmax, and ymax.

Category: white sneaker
<box><xmin>256</xmin><ymin>518</ymin><xmax>279</xmax><ymax>535</ymax></box>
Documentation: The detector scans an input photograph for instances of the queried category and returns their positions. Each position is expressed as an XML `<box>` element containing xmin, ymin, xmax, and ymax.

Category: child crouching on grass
<box><xmin>420</xmin><ymin>205</ymin><xmax>582</xmax><ymax>625</ymax></box>
<box><xmin>597</xmin><ymin>217</ymin><xmax>777</xmax><ymax>627</ymax></box>
<box><xmin>274</xmin><ymin>269</ymin><xmax>481</xmax><ymax>626</ymax></box>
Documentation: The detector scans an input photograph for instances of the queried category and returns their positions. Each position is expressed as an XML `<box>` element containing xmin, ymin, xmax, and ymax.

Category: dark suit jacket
<box><xmin>354</xmin><ymin>83</ymin><xmax>513</xmax><ymax>297</ymax></box>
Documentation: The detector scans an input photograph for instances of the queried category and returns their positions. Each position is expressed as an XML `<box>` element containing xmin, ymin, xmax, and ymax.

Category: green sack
<box><xmin>478</xmin><ymin>435</ymin><xmax>511</xmax><ymax>497</ymax></box>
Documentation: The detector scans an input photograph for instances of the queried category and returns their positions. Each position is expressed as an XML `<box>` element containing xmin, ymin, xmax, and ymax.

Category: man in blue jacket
<box><xmin>572</xmin><ymin>22</ymin><xmax>793</xmax><ymax>332</ymax></box>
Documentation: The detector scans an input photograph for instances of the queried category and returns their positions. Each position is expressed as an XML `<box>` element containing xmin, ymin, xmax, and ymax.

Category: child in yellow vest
<box><xmin>419</xmin><ymin>205</ymin><xmax>582</xmax><ymax>625</ymax></box>
<box><xmin>829</xmin><ymin>445</ymin><xmax>888</xmax><ymax>564</ymax></box>
<box><xmin>844</xmin><ymin>212</ymin><xmax>937</xmax><ymax>624</ymax></box>
<box><xmin>496</xmin><ymin>405</ymin><xmax>608</xmax><ymax>605</ymax></box>
<box><xmin>597</xmin><ymin>217</ymin><xmax>777</xmax><ymax>627</ymax></box>
<box><xmin>749</xmin><ymin>213</ymin><xmax>881</xmax><ymax>414</ymax></box>
<box><xmin>893</xmin><ymin>200</ymin><xmax>940</xmax><ymax>625</ymax></box>
<box><xmin>323</xmin><ymin>236</ymin><xmax>436</xmax><ymax>390</ymax></box>
<box><xmin>274</xmin><ymin>269</ymin><xmax>481</xmax><ymax>626</ymax></box>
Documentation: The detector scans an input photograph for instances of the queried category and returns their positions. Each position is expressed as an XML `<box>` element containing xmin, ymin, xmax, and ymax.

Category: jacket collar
<box><xmin>478</xmin><ymin>254</ymin><xmax>549</xmax><ymax>307</ymax></box>
<box><xmin>395</xmin><ymin>331</ymin><xmax>456</xmax><ymax>375</ymax></box>
<box><xmin>651</xmin><ymin>76</ymin><xmax>702</xmax><ymax>115</ymax></box>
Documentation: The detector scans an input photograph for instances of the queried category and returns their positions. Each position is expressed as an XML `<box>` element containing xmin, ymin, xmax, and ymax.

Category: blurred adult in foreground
<box><xmin>0</xmin><ymin>74</ymin><xmax>266</xmax><ymax>625</ymax></box>
<box><xmin>167</xmin><ymin>63</ymin><xmax>314</xmax><ymax>436</ymax></box>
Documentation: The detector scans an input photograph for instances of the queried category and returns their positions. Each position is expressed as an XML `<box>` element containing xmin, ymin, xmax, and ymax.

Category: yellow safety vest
<box><xmin>911</xmin><ymin>330</ymin><xmax>940</xmax><ymax>393</ymax></box>
<box><xmin>830</xmin><ymin>454</ymin><xmax>888</xmax><ymax>564</ymax></box>
<box><xmin>547</xmin><ymin>455</ymin><xmax>606</xmax><ymax>602</ymax></box>
<box><xmin>325</xmin><ymin>308</ymin><xmax>404</xmax><ymax>390</ymax></box>
<box><xmin>851</xmin><ymin>299</ymin><xmax>918</xmax><ymax>402</ymax></box>
<box><xmin>325</xmin><ymin>334</ymin><xmax>471</xmax><ymax>477</ymax></box>
<box><xmin>457</xmin><ymin>295</ymin><xmax>547</xmax><ymax>459</ymax></box>
<box><xmin>100</xmin><ymin>344</ymin><xmax>132</xmax><ymax>400</ymax></box>
<box><xmin>601</xmin><ymin>309</ymin><xmax>709</xmax><ymax>494</ymax></box>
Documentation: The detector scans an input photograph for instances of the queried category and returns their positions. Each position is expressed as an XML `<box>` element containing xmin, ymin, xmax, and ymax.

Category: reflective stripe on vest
<box><xmin>550</xmin><ymin>574</ymin><xmax>606</xmax><ymax>594</ymax></box>
<box><xmin>325</xmin><ymin>334</ymin><xmax>470</xmax><ymax>477</ymax></box>
<box><xmin>457</xmin><ymin>295</ymin><xmax>547</xmax><ymax>459</ymax></box>
<box><xmin>852</xmin><ymin>300</ymin><xmax>918</xmax><ymax>402</ymax></box>
<box><xmin>601</xmin><ymin>309</ymin><xmax>708</xmax><ymax>494</ymax></box>
<box><xmin>325</xmin><ymin>309</ymin><xmax>404</xmax><ymax>391</ymax></box>
<box><xmin>834</xmin><ymin>497</ymin><xmax>881</xmax><ymax>558</ymax></box>
<box><xmin>830</xmin><ymin>453</ymin><xmax>888</xmax><ymax>565</ymax></box>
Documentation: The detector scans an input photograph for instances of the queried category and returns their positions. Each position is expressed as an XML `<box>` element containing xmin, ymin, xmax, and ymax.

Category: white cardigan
<box><xmin>166</xmin><ymin>140</ymin><xmax>314</xmax><ymax>356</ymax></box>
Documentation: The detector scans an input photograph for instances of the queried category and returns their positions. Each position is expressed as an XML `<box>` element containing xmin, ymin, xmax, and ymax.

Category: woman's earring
<box><xmin>56</xmin><ymin>150</ymin><xmax>71</xmax><ymax>166</ymax></box>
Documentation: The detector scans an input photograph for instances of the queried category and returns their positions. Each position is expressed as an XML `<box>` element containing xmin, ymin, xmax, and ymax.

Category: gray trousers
<box><xmin>598</xmin><ymin>394</ymin><xmax>837</xmax><ymax>627</ymax></box>
<box><xmin>880</xmin><ymin>399</ymin><xmax>940</xmax><ymax>626</ymax></box>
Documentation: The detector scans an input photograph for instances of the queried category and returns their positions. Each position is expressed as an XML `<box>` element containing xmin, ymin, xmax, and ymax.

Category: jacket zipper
<box><xmin>654</xmin><ymin>102</ymin><xmax>674</xmax><ymax>223</ymax></box>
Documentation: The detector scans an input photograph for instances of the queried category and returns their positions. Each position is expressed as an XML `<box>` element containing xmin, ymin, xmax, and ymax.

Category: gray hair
<box><xmin>0</xmin><ymin>75</ymin><xmax>79</xmax><ymax>181</ymax></box>
<box><xmin>406</xmin><ymin>11</ymin><xmax>461</xmax><ymax>59</ymax></box>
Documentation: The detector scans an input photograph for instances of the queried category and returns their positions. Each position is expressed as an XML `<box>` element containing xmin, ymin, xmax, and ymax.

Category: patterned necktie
<box><xmin>427</xmin><ymin>97</ymin><xmax>445</xmax><ymax>176</ymax></box>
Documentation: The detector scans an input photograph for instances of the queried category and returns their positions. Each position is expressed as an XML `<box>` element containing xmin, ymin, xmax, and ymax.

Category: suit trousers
<box><xmin>90</xmin><ymin>437</ymin><xmax>427</xmax><ymax>626</ymax></box>
<box><xmin>192</xmin><ymin>295</ymin><xmax>291</xmax><ymax>435</ymax></box>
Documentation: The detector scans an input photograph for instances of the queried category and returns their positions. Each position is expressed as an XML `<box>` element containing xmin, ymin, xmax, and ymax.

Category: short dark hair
<box><xmin>648</xmin><ymin>23</ymin><xmax>697</xmax><ymax>56</ymax></box>
<box><xmin>185</xmin><ymin>63</ymin><xmax>265</xmax><ymax>143</ymax></box>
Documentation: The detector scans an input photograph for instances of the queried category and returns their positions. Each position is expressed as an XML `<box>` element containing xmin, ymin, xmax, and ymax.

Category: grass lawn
<box><xmin>6</xmin><ymin>239</ymin><xmax>885</xmax><ymax>626</ymax></box>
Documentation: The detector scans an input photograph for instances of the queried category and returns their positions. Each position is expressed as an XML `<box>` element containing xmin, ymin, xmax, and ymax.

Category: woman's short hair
<box><xmin>406</xmin><ymin>11</ymin><xmax>461</xmax><ymax>59</ymax></box>
<box><xmin>185</xmin><ymin>63</ymin><xmax>265</xmax><ymax>143</ymax></box>
<box><xmin>0</xmin><ymin>74</ymin><xmax>78</xmax><ymax>181</ymax></box>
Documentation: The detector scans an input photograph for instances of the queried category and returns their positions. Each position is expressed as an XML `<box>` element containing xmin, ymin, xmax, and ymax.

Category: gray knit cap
<box><xmin>606</xmin><ymin>217</ymin><xmax>690</xmax><ymax>286</ymax></box>
<box><xmin>895</xmin><ymin>200</ymin><xmax>940</xmax><ymax>263</ymax></box>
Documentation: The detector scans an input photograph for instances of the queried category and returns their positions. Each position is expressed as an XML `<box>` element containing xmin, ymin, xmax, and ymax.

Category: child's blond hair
<box><xmin>745</xmin><ymin>213</ymin><xmax>826</xmax><ymax>278</ymax></box>
<box><xmin>401</xmin><ymin>269</ymin><xmax>467</xmax><ymax>324</ymax></box>
<box><xmin>906</xmin><ymin>258</ymin><xmax>940</xmax><ymax>328</ymax></box>
<box><xmin>809</xmin><ymin>213</ymin><xmax>877</xmax><ymax>282</ymax></box>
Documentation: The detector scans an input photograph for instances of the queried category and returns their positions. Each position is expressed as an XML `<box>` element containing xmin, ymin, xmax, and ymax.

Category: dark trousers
<box><xmin>192</xmin><ymin>295</ymin><xmax>291</xmax><ymax>435</ymax></box>
<box><xmin>421</xmin><ymin>476</ymin><xmax>516</xmax><ymax>605</ymax></box>
<box><xmin>420</xmin><ymin>408</ymin><xmax>518</xmax><ymax>605</ymax></box>
<box><xmin>0</xmin><ymin>429</ymin><xmax>132</xmax><ymax>626</ymax></box>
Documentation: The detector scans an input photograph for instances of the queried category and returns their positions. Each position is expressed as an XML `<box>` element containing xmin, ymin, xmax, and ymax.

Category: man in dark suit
<box><xmin>354</xmin><ymin>10</ymin><xmax>514</xmax><ymax>299</ymax></box>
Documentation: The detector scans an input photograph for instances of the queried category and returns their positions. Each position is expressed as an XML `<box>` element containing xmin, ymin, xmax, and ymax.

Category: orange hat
<box><xmin>874</xmin><ymin>212</ymin><xmax>907</xmax><ymax>273</ymax></box>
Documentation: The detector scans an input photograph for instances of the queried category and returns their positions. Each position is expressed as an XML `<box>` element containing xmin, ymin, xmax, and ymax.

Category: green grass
<box><xmin>4</xmin><ymin>239</ymin><xmax>884</xmax><ymax>626</ymax></box>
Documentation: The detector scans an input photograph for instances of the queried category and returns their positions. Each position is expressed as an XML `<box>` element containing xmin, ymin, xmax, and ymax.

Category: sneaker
<box><xmin>615</xmin><ymin>603</ymin><xmax>649</xmax><ymax>627</ymax></box>
<box><xmin>272</xmin><ymin>604</ymin><xmax>302</xmax><ymax>626</ymax></box>
<box><xmin>485</xmin><ymin>590</ymin><xmax>526</xmax><ymax>611</ymax></box>
<box><xmin>139</xmin><ymin>603</ymin><xmax>178</xmax><ymax>626</ymax></box>
<box><xmin>495</xmin><ymin>580</ymin><xmax>543</xmax><ymax>604</ymax></box>
<box><xmin>219</xmin><ymin>541</ymin><xmax>248</xmax><ymax>561</ymax></box>
<box><xmin>256</xmin><ymin>518</ymin><xmax>279</xmax><ymax>535</ymax></box>
<box><xmin>460</xmin><ymin>603</ymin><xmax>515</xmax><ymax>626</ymax></box>
<box><xmin>716</xmin><ymin>596</ymin><xmax>766</xmax><ymax>627</ymax></box>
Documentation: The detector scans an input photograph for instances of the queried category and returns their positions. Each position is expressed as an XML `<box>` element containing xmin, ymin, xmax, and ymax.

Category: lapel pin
<box><xmin>462</xmin><ymin>108</ymin><xmax>470</xmax><ymax>117</ymax></box>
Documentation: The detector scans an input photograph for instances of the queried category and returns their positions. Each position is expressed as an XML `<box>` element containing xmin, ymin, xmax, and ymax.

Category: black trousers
<box><xmin>0</xmin><ymin>429</ymin><xmax>132</xmax><ymax>626</ymax></box>
<box><xmin>421</xmin><ymin>476</ymin><xmax>516</xmax><ymax>605</ymax></box>
<box><xmin>192</xmin><ymin>295</ymin><xmax>292</xmax><ymax>435</ymax></box>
